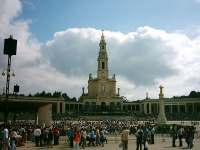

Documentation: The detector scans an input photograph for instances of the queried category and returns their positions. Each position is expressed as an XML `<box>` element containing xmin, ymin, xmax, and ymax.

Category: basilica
<box><xmin>81</xmin><ymin>31</ymin><xmax>123</xmax><ymax>112</ymax></box>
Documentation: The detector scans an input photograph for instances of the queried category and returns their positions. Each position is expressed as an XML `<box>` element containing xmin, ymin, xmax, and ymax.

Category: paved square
<box><xmin>17</xmin><ymin>138</ymin><xmax>200</xmax><ymax>150</ymax></box>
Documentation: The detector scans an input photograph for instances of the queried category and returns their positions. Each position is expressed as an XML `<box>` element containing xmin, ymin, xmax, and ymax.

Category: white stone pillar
<box><xmin>62</xmin><ymin>102</ymin><xmax>65</xmax><ymax>113</ymax></box>
<box><xmin>157</xmin><ymin>87</ymin><xmax>167</xmax><ymax>124</ymax></box>
<box><xmin>144</xmin><ymin>103</ymin><xmax>147</xmax><ymax>114</ymax></box>
<box><xmin>35</xmin><ymin>112</ymin><xmax>38</xmax><ymax>125</ymax></box>
<box><xmin>38</xmin><ymin>104</ymin><xmax>52</xmax><ymax>126</ymax></box>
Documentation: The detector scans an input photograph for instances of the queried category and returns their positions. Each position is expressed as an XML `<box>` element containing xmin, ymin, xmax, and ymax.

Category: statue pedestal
<box><xmin>157</xmin><ymin>93</ymin><xmax>167</xmax><ymax>124</ymax></box>
<box><xmin>157</xmin><ymin>113</ymin><xmax>167</xmax><ymax>124</ymax></box>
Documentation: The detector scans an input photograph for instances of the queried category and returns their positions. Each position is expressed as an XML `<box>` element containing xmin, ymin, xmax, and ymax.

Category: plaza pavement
<box><xmin>17</xmin><ymin>138</ymin><xmax>200</xmax><ymax>150</ymax></box>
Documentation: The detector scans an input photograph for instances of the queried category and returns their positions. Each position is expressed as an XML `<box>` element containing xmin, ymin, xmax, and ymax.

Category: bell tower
<box><xmin>97</xmin><ymin>30</ymin><xmax>109</xmax><ymax>79</ymax></box>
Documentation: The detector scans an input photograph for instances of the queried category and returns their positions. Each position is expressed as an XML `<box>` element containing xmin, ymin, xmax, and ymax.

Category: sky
<box><xmin>0</xmin><ymin>0</ymin><xmax>200</xmax><ymax>100</ymax></box>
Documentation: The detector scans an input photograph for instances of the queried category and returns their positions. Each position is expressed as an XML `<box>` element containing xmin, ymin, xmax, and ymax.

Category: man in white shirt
<box><xmin>3</xmin><ymin>127</ymin><xmax>10</xmax><ymax>150</ymax></box>
<box><xmin>34</xmin><ymin>126</ymin><xmax>41</xmax><ymax>147</ymax></box>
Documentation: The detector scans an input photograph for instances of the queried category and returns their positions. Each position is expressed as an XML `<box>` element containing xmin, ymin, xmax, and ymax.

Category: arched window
<box><xmin>102</xmin><ymin>62</ymin><xmax>105</xmax><ymax>69</ymax></box>
<box><xmin>102</xmin><ymin>46</ymin><xmax>104</xmax><ymax>49</ymax></box>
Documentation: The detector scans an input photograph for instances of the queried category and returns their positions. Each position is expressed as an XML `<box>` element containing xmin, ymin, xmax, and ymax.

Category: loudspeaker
<box><xmin>4</xmin><ymin>37</ymin><xmax>17</xmax><ymax>55</ymax></box>
<box><xmin>14</xmin><ymin>85</ymin><xmax>19</xmax><ymax>93</ymax></box>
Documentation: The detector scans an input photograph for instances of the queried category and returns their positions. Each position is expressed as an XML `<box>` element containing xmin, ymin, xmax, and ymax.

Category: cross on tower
<box><xmin>101</xmin><ymin>29</ymin><xmax>105</xmax><ymax>39</ymax></box>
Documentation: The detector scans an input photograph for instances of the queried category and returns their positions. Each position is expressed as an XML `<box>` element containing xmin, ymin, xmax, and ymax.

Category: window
<box><xmin>102</xmin><ymin>46</ymin><xmax>104</xmax><ymax>49</ymax></box>
<box><xmin>102</xmin><ymin>62</ymin><xmax>105</xmax><ymax>69</ymax></box>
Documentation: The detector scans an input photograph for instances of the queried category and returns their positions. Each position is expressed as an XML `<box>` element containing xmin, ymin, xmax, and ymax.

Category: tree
<box><xmin>27</xmin><ymin>93</ymin><xmax>33</xmax><ymax>97</ymax></box>
<box><xmin>71</xmin><ymin>97</ymin><xmax>77</xmax><ymax>101</ymax></box>
<box><xmin>62</xmin><ymin>93</ymin><xmax>70</xmax><ymax>101</ymax></box>
<box><xmin>52</xmin><ymin>91</ymin><xmax>60</xmax><ymax>98</ymax></box>
<box><xmin>46</xmin><ymin>92</ymin><xmax>52</xmax><ymax>98</ymax></box>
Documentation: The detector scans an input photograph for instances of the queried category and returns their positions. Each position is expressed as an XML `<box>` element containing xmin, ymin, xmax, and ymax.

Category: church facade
<box><xmin>81</xmin><ymin>32</ymin><xmax>123</xmax><ymax>112</ymax></box>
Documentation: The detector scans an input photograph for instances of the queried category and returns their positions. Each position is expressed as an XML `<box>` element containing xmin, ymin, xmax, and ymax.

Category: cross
<box><xmin>101</xmin><ymin>29</ymin><xmax>104</xmax><ymax>35</ymax></box>
<box><xmin>101</xmin><ymin>29</ymin><xmax>105</xmax><ymax>39</ymax></box>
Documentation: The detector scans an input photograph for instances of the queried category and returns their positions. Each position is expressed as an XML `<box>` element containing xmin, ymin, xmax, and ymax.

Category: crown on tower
<box><xmin>101</xmin><ymin>29</ymin><xmax>105</xmax><ymax>39</ymax></box>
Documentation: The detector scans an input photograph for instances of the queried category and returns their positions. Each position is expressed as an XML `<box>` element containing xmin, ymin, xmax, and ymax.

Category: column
<box><xmin>193</xmin><ymin>103</ymin><xmax>195</xmax><ymax>113</ymax></box>
<box><xmin>38</xmin><ymin>104</ymin><xmax>52</xmax><ymax>126</ymax></box>
<box><xmin>140</xmin><ymin>104</ymin><xmax>142</xmax><ymax>113</ymax></box>
<box><xmin>157</xmin><ymin>103</ymin><xmax>159</xmax><ymax>113</ymax></box>
<box><xmin>185</xmin><ymin>104</ymin><xmax>188</xmax><ymax>113</ymax></box>
<box><xmin>62</xmin><ymin>102</ymin><xmax>65</xmax><ymax>113</ymax></box>
<box><xmin>57</xmin><ymin>102</ymin><xmax>60</xmax><ymax>113</ymax></box>
<box><xmin>157</xmin><ymin>86</ymin><xmax>167</xmax><ymax>124</ymax></box>
<box><xmin>171</xmin><ymin>105</ymin><xmax>173</xmax><ymax>113</ymax></box>
<box><xmin>149</xmin><ymin>103</ymin><xmax>152</xmax><ymax>114</ymax></box>
<box><xmin>178</xmin><ymin>104</ymin><xmax>180</xmax><ymax>114</ymax></box>
<box><xmin>35</xmin><ymin>112</ymin><xmax>38</xmax><ymax>125</ymax></box>
<box><xmin>144</xmin><ymin>103</ymin><xmax>147</xmax><ymax>114</ymax></box>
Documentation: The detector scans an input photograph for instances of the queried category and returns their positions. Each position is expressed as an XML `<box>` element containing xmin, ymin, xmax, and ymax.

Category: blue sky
<box><xmin>1</xmin><ymin>0</ymin><xmax>200</xmax><ymax>100</ymax></box>
<box><xmin>19</xmin><ymin>0</ymin><xmax>200</xmax><ymax>41</ymax></box>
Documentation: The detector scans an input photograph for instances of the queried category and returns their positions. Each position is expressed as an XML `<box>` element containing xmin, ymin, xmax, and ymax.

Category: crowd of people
<box><xmin>0</xmin><ymin>121</ymin><xmax>64</xmax><ymax>150</ymax></box>
<box><xmin>0</xmin><ymin>113</ymin><xmax>198</xmax><ymax>150</ymax></box>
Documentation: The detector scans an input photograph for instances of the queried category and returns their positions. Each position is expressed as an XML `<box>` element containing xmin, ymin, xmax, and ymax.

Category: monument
<box><xmin>157</xmin><ymin>85</ymin><xmax>167</xmax><ymax>124</ymax></box>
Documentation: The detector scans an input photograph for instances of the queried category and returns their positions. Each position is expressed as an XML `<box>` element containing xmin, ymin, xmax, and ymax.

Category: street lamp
<box><xmin>2</xmin><ymin>35</ymin><xmax>17</xmax><ymax>126</ymax></box>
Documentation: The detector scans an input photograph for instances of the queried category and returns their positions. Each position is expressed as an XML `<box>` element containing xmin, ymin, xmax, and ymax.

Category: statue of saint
<box><xmin>82</xmin><ymin>87</ymin><xmax>85</xmax><ymax>94</ymax></box>
<box><xmin>159</xmin><ymin>85</ymin><xmax>164</xmax><ymax>94</ymax></box>
<box><xmin>3</xmin><ymin>87</ymin><xmax>6</xmax><ymax>94</ymax></box>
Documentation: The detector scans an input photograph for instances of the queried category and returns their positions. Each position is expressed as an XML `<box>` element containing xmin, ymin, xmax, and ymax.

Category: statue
<box><xmin>117</xmin><ymin>88</ymin><xmax>120</xmax><ymax>96</ymax></box>
<box><xmin>89</xmin><ymin>73</ymin><xmax>92</xmax><ymax>79</ymax></box>
<box><xmin>159</xmin><ymin>85</ymin><xmax>164</xmax><ymax>94</ymax></box>
<box><xmin>82</xmin><ymin>87</ymin><xmax>85</xmax><ymax>94</ymax></box>
<box><xmin>3</xmin><ymin>87</ymin><xmax>6</xmax><ymax>95</ymax></box>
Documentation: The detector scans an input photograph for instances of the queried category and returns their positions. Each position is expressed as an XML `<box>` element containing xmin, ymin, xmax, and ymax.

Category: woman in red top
<box><xmin>73</xmin><ymin>127</ymin><xmax>81</xmax><ymax>150</ymax></box>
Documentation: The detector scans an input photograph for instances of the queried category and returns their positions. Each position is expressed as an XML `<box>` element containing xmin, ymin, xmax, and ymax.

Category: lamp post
<box><xmin>2</xmin><ymin>35</ymin><xmax>17</xmax><ymax>126</ymax></box>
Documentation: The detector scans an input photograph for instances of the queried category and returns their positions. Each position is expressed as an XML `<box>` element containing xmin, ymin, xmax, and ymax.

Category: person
<box><xmin>95</xmin><ymin>127</ymin><xmax>100</xmax><ymax>146</ymax></box>
<box><xmin>102</xmin><ymin>127</ymin><xmax>108</xmax><ymax>144</ymax></box>
<box><xmin>54</xmin><ymin>128</ymin><xmax>59</xmax><ymax>145</ymax></box>
<box><xmin>147</xmin><ymin>127</ymin><xmax>151</xmax><ymax>143</ymax></box>
<box><xmin>188</xmin><ymin>126</ymin><xmax>195</xmax><ymax>148</ymax></box>
<box><xmin>178</xmin><ymin>127</ymin><xmax>183</xmax><ymax>147</ymax></box>
<box><xmin>170</xmin><ymin>125</ymin><xmax>177</xmax><ymax>147</ymax></box>
<box><xmin>184</xmin><ymin>127</ymin><xmax>189</xmax><ymax>147</ymax></box>
<box><xmin>100</xmin><ymin>129</ymin><xmax>105</xmax><ymax>147</ymax></box>
<box><xmin>40</xmin><ymin>127</ymin><xmax>44</xmax><ymax>147</ymax></box>
<box><xmin>81</xmin><ymin>128</ymin><xmax>87</xmax><ymax>148</ymax></box>
<box><xmin>73</xmin><ymin>127</ymin><xmax>81</xmax><ymax>150</ymax></box>
<box><xmin>34</xmin><ymin>126</ymin><xmax>41</xmax><ymax>147</ymax></box>
<box><xmin>136</xmin><ymin>127</ymin><xmax>143</xmax><ymax>150</ymax></box>
<box><xmin>3</xmin><ymin>126</ymin><xmax>11</xmax><ymax>150</ymax></box>
<box><xmin>0</xmin><ymin>126</ymin><xmax>3</xmax><ymax>150</ymax></box>
<box><xmin>121</xmin><ymin>126</ymin><xmax>130</xmax><ymax>150</ymax></box>
<box><xmin>10</xmin><ymin>129</ymin><xmax>17</xmax><ymax>150</ymax></box>
<box><xmin>67</xmin><ymin>128</ymin><xmax>73</xmax><ymax>148</ymax></box>
<box><xmin>88</xmin><ymin>128</ymin><xmax>95</xmax><ymax>146</ymax></box>
<box><xmin>47</xmin><ymin>129</ymin><xmax>53</xmax><ymax>148</ymax></box>
<box><xmin>151</xmin><ymin>127</ymin><xmax>155</xmax><ymax>144</ymax></box>
<box><xmin>43</xmin><ymin>127</ymin><xmax>49</xmax><ymax>147</ymax></box>
<box><xmin>143</xmin><ymin>126</ymin><xmax>148</xmax><ymax>150</ymax></box>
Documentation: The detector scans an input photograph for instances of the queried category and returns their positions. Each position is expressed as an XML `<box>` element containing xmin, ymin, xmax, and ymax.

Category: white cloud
<box><xmin>1</xmin><ymin>0</ymin><xmax>200</xmax><ymax>101</ymax></box>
